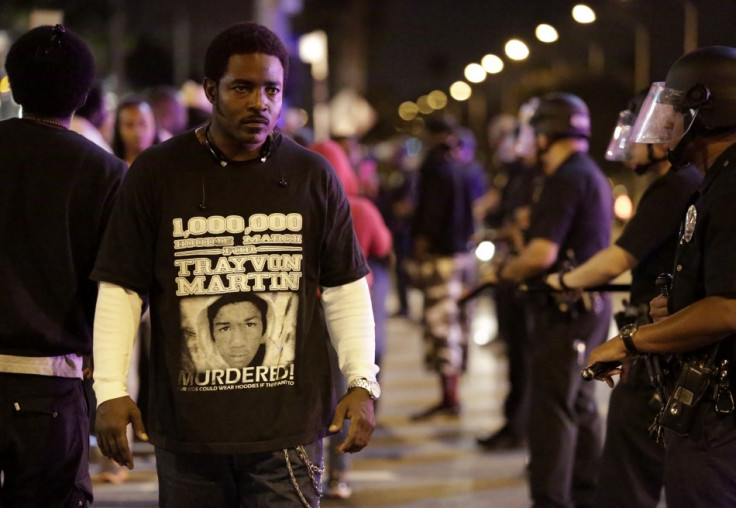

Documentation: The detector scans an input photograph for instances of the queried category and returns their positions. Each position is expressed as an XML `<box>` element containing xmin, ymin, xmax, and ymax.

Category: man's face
<box><xmin>212</xmin><ymin>301</ymin><xmax>265</xmax><ymax>368</ymax></box>
<box><xmin>205</xmin><ymin>52</ymin><xmax>283</xmax><ymax>156</ymax></box>
<box><xmin>119</xmin><ymin>103</ymin><xmax>157</xmax><ymax>158</ymax></box>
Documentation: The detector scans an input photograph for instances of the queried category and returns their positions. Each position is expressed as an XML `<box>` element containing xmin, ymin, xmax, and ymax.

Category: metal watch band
<box><xmin>348</xmin><ymin>378</ymin><xmax>380</xmax><ymax>400</ymax></box>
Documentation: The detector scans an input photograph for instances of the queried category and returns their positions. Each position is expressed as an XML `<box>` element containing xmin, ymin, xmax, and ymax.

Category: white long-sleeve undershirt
<box><xmin>321</xmin><ymin>277</ymin><xmax>379</xmax><ymax>385</ymax></box>
<box><xmin>92</xmin><ymin>282</ymin><xmax>142</xmax><ymax>406</ymax></box>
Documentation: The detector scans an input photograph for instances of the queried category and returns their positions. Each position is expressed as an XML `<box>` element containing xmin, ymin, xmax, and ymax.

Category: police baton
<box><xmin>458</xmin><ymin>281</ymin><xmax>631</xmax><ymax>306</ymax></box>
<box><xmin>582</xmin><ymin>361</ymin><xmax>622</xmax><ymax>381</ymax></box>
<box><xmin>581</xmin><ymin>273</ymin><xmax>672</xmax><ymax>384</ymax></box>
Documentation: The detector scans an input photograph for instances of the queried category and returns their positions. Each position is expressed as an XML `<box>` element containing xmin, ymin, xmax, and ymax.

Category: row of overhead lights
<box><xmin>397</xmin><ymin>4</ymin><xmax>597</xmax><ymax>122</ymax></box>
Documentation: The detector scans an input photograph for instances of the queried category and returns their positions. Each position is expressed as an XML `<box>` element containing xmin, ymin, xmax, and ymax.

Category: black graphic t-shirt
<box><xmin>92</xmin><ymin>132</ymin><xmax>368</xmax><ymax>453</ymax></box>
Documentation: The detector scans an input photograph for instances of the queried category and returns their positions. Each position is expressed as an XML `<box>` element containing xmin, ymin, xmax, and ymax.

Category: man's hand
<box><xmin>329</xmin><ymin>388</ymin><xmax>375</xmax><ymax>454</ymax></box>
<box><xmin>95</xmin><ymin>396</ymin><xmax>147</xmax><ymax>469</ymax></box>
<box><xmin>649</xmin><ymin>294</ymin><xmax>669</xmax><ymax>322</ymax></box>
<box><xmin>586</xmin><ymin>336</ymin><xmax>632</xmax><ymax>388</ymax></box>
<box><xmin>544</xmin><ymin>273</ymin><xmax>562</xmax><ymax>291</ymax></box>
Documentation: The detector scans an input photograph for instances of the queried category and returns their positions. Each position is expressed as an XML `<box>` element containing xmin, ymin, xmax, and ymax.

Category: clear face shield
<box><xmin>630</xmin><ymin>81</ymin><xmax>700</xmax><ymax>148</ymax></box>
<box><xmin>604</xmin><ymin>109</ymin><xmax>637</xmax><ymax>162</ymax></box>
<box><xmin>513</xmin><ymin>98</ymin><xmax>540</xmax><ymax>160</ymax></box>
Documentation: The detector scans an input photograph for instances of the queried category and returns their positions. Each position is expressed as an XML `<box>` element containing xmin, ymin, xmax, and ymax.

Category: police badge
<box><xmin>681</xmin><ymin>204</ymin><xmax>697</xmax><ymax>243</ymax></box>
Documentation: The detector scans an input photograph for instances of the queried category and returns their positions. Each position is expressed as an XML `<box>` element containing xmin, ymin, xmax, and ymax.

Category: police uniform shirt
<box><xmin>670</xmin><ymin>143</ymin><xmax>736</xmax><ymax>315</ymax></box>
<box><xmin>615</xmin><ymin>164</ymin><xmax>702</xmax><ymax>306</ymax></box>
<box><xmin>527</xmin><ymin>152</ymin><xmax>613</xmax><ymax>269</ymax></box>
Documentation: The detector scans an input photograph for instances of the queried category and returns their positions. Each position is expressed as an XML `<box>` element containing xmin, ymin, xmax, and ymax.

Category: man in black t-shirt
<box><xmin>0</xmin><ymin>25</ymin><xmax>126</xmax><ymax>507</ymax></box>
<box><xmin>92</xmin><ymin>22</ymin><xmax>379</xmax><ymax>507</ymax></box>
<box><xmin>589</xmin><ymin>46</ymin><xmax>736</xmax><ymax>508</ymax></box>
<box><xmin>483</xmin><ymin>93</ymin><xmax>613</xmax><ymax>507</ymax></box>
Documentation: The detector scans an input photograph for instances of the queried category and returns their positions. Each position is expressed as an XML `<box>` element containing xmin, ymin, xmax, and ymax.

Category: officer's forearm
<box><xmin>563</xmin><ymin>245</ymin><xmax>636</xmax><ymax>289</ymax></box>
<box><xmin>634</xmin><ymin>295</ymin><xmax>736</xmax><ymax>353</ymax></box>
<box><xmin>500</xmin><ymin>238</ymin><xmax>557</xmax><ymax>282</ymax></box>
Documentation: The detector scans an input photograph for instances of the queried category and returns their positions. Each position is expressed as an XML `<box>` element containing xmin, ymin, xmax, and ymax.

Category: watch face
<box><xmin>370</xmin><ymin>381</ymin><xmax>381</xmax><ymax>399</ymax></box>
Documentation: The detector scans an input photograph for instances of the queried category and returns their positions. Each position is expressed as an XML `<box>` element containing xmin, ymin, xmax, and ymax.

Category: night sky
<box><xmin>3</xmin><ymin>0</ymin><xmax>736</xmax><ymax>144</ymax></box>
<box><xmin>345</xmin><ymin>0</ymin><xmax>736</xmax><ymax>102</ymax></box>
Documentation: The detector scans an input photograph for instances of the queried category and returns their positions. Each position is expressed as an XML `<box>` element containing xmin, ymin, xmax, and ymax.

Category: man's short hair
<box><xmin>5</xmin><ymin>24</ymin><xmax>95</xmax><ymax>117</ymax></box>
<box><xmin>207</xmin><ymin>292</ymin><xmax>269</xmax><ymax>340</ymax></box>
<box><xmin>204</xmin><ymin>22</ymin><xmax>289</xmax><ymax>83</ymax></box>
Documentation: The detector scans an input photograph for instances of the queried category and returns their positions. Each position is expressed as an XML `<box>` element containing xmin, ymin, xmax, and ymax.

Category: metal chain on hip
<box><xmin>284</xmin><ymin>445</ymin><xmax>324</xmax><ymax>508</ymax></box>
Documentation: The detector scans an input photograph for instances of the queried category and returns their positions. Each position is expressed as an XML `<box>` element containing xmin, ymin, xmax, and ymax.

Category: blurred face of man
<box><xmin>212</xmin><ymin>301</ymin><xmax>264</xmax><ymax>367</ymax></box>
<box><xmin>204</xmin><ymin>52</ymin><xmax>283</xmax><ymax>160</ymax></box>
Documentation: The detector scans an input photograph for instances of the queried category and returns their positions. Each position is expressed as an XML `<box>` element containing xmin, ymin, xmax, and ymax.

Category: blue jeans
<box><xmin>0</xmin><ymin>373</ymin><xmax>92</xmax><ymax>508</ymax></box>
<box><xmin>156</xmin><ymin>440</ymin><xmax>324</xmax><ymax>507</ymax></box>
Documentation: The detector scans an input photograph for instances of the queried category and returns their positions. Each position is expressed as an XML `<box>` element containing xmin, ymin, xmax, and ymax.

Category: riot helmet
<box><xmin>605</xmin><ymin>89</ymin><xmax>648</xmax><ymax>162</ymax></box>
<box><xmin>631</xmin><ymin>46</ymin><xmax>736</xmax><ymax>149</ymax></box>
<box><xmin>530</xmin><ymin>92</ymin><xmax>591</xmax><ymax>140</ymax></box>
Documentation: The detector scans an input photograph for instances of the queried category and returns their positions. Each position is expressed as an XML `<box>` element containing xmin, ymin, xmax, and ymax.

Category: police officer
<box><xmin>588</xmin><ymin>46</ymin><xmax>736</xmax><ymax>508</ymax></box>
<box><xmin>546</xmin><ymin>90</ymin><xmax>703</xmax><ymax>508</ymax></box>
<box><xmin>477</xmin><ymin>102</ymin><xmax>540</xmax><ymax>451</ymax></box>
<box><xmin>485</xmin><ymin>92</ymin><xmax>613</xmax><ymax>507</ymax></box>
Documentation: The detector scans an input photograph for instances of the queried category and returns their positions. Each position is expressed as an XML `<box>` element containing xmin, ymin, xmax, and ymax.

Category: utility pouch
<box><xmin>614</xmin><ymin>300</ymin><xmax>650</xmax><ymax>329</ymax></box>
<box><xmin>658</xmin><ymin>359</ymin><xmax>716</xmax><ymax>435</ymax></box>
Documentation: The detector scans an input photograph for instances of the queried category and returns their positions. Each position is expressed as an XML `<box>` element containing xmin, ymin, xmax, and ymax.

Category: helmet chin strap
<box><xmin>667</xmin><ymin>124</ymin><xmax>699</xmax><ymax>168</ymax></box>
<box><xmin>634</xmin><ymin>144</ymin><xmax>668</xmax><ymax>175</ymax></box>
<box><xmin>534</xmin><ymin>140</ymin><xmax>549</xmax><ymax>171</ymax></box>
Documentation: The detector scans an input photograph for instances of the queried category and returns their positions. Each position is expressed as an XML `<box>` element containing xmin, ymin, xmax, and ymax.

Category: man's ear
<box><xmin>203</xmin><ymin>78</ymin><xmax>217</xmax><ymax>105</ymax></box>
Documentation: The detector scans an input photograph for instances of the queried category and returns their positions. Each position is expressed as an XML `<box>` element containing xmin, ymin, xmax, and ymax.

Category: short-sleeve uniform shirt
<box><xmin>616</xmin><ymin>164</ymin><xmax>702</xmax><ymax>306</ymax></box>
<box><xmin>527</xmin><ymin>151</ymin><xmax>613</xmax><ymax>270</ymax></box>
<box><xmin>670</xmin><ymin>144</ymin><xmax>736</xmax><ymax>314</ymax></box>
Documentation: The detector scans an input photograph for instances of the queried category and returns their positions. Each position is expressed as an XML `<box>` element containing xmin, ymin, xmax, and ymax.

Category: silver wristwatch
<box><xmin>348</xmin><ymin>378</ymin><xmax>381</xmax><ymax>400</ymax></box>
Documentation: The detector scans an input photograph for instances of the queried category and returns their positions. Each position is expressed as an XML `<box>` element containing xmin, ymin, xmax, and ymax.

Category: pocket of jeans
<box><xmin>12</xmin><ymin>396</ymin><xmax>58</xmax><ymax>418</ymax></box>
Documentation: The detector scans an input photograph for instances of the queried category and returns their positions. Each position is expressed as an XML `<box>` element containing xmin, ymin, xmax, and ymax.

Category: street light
<box><xmin>398</xmin><ymin>101</ymin><xmax>419</xmax><ymax>121</ymax></box>
<box><xmin>427</xmin><ymin>90</ymin><xmax>448</xmax><ymax>110</ymax></box>
<box><xmin>481</xmin><ymin>54</ymin><xmax>504</xmax><ymax>74</ymax></box>
<box><xmin>570</xmin><ymin>4</ymin><xmax>604</xmax><ymax>76</ymax></box>
<box><xmin>572</xmin><ymin>4</ymin><xmax>596</xmax><ymax>24</ymax></box>
<box><xmin>449</xmin><ymin>81</ymin><xmax>472</xmax><ymax>101</ymax></box>
<box><xmin>535</xmin><ymin>24</ymin><xmax>559</xmax><ymax>43</ymax></box>
<box><xmin>464</xmin><ymin>63</ymin><xmax>486</xmax><ymax>83</ymax></box>
<box><xmin>298</xmin><ymin>30</ymin><xmax>329</xmax><ymax>141</ymax></box>
<box><xmin>505</xmin><ymin>39</ymin><xmax>529</xmax><ymax>61</ymax></box>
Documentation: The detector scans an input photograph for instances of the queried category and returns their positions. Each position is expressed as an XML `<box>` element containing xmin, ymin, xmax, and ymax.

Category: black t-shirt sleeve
<box><xmin>91</xmin><ymin>163</ymin><xmax>158</xmax><ymax>294</ymax></box>
<box><xmin>319</xmin><ymin>169</ymin><xmax>369</xmax><ymax>287</ymax></box>
<box><xmin>527</xmin><ymin>172</ymin><xmax>578</xmax><ymax>245</ymax></box>
<box><xmin>615</xmin><ymin>176</ymin><xmax>693</xmax><ymax>262</ymax></box>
